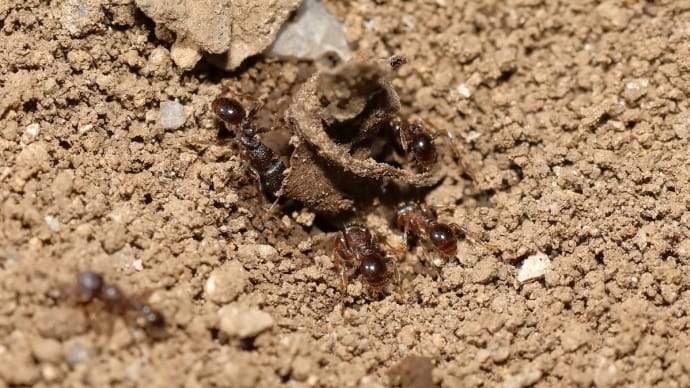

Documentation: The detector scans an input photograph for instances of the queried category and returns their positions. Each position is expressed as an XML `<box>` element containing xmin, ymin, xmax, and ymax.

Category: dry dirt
<box><xmin>2</xmin><ymin>1</ymin><xmax>690</xmax><ymax>387</ymax></box>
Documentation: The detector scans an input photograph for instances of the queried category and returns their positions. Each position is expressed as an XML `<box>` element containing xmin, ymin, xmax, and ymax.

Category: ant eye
<box><xmin>212</xmin><ymin>98</ymin><xmax>246</xmax><ymax>124</ymax></box>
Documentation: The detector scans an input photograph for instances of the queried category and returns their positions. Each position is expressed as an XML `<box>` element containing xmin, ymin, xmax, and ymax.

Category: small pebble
<box><xmin>291</xmin><ymin>356</ymin><xmax>312</xmax><ymax>382</ymax></box>
<box><xmin>65</xmin><ymin>344</ymin><xmax>88</xmax><ymax>366</ymax></box>
<box><xmin>204</xmin><ymin>261</ymin><xmax>249</xmax><ymax>304</ymax></box>
<box><xmin>43</xmin><ymin>216</ymin><xmax>60</xmax><ymax>232</ymax></box>
<box><xmin>472</xmin><ymin>257</ymin><xmax>498</xmax><ymax>284</ymax></box>
<box><xmin>237</xmin><ymin>244</ymin><xmax>279</xmax><ymax>262</ymax></box>
<box><xmin>158</xmin><ymin>100</ymin><xmax>186</xmax><ymax>129</ymax></box>
<box><xmin>268</xmin><ymin>0</ymin><xmax>351</xmax><ymax>62</ymax></box>
<box><xmin>25</xmin><ymin>123</ymin><xmax>40</xmax><ymax>137</ymax></box>
<box><xmin>30</xmin><ymin>337</ymin><xmax>63</xmax><ymax>363</ymax></box>
<box><xmin>501</xmin><ymin>369</ymin><xmax>543</xmax><ymax>388</ymax></box>
<box><xmin>517</xmin><ymin>252</ymin><xmax>550</xmax><ymax>284</ymax></box>
<box><xmin>170</xmin><ymin>38</ymin><xmax>201</xmax><ymax>71</ymax></box>
<box><xmin>218</xmin><ymin>304</ymin><xmax>274</xmax><ymax>338</ymax></box>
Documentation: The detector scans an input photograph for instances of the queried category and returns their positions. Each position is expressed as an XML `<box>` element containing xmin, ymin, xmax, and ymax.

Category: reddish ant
<box><xmin>380</xmin><ymin>115</ymin><xmax>472</xmax><ymax>176</ymax></box>
<box><xmin>211</xmin><ymin>97</ymin><xmax>287</xmax><ymax>203</ymax></box>
<box><xmin>394</xmin><ymin>203</ymin><xmax>495</xmax><ymax>268</ymax></box>
<box><xmin>73</xmin><ymin>271</ymin><xmax>165</xmax><ymax>336</ymax></box>
<box><xmin>333</xmin><ymin>224</ymin><xmax>400</xmax><ymax>295</ymax></box>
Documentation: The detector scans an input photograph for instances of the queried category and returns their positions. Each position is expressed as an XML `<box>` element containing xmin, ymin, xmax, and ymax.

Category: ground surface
<box><xmin>2</xmin><ymin>1</ymin><xmax>690</xmax><ymax>387</ymax></box>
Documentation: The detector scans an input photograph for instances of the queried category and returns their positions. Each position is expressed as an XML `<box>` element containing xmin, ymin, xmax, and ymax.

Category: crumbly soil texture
<box><xmin>2</xmin><ymin>1</ymin><xmax>690</xmax><ymax>387</ymax></box>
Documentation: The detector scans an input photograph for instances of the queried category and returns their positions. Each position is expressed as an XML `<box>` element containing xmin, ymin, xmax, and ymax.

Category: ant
<box><xmin>333</xmin><ymin>224</ymin><xmax>400</xmax><ymax>295</ymax></box>
<box><xmin>211</xmin><ymin>97</ymin><xmax>287</xmax><ymax>204</ymax></box>
<box><xmin>394</xmin><ymin>203</ymin><xmax>495</xmax><ymax>268</ymax></box>
<box><xmin>72</xmin><ymin>271</ymin><xmax>165</xmax><ymax>336</ymax></box>
<box><xmin>380</xmin><ymin>115</ymin><xmax>473</xmax><ymax>176</ymax></box>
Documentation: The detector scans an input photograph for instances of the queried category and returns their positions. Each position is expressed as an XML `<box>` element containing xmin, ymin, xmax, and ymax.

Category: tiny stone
<box><xmin>291</xmin><ymin>356</ymin><xmax>311</xmax><ymax>381</ymax></box>
<box><xmin>218</xmin><ymin>304</ymin><xmax>274</xmax><ymax>338</ymax></box>
<box><xmin>472</xmin><ymin>257</ymin><xmax>498</xmax><ymax>284</ymax></box>
<box><xmin>204</xmin><ymin>261</ymin><xmax>249</xmax><ymax>304</ymax></box>
<box><xmin>30</xmin><ymin>337</ymin><xmax>63</xmax><ymax>363</ymax></box>
<box><xmin>457</xmin><ymin>84</ymin><xmax>471</xmax><ymax>98</ymax></box>
<box><xmin>43</xmin><ymin>216</ymin><xmax>60</xmax><ymax>232</ymax></box>
<box><xmin>517</xmin><ymin>252</ymin><xmax>550</xmax><ymax>284</ymax></box>
<box><xmin>170</xmin><ymin>38</ymin><xmax>201</xmax><ymax>70</ymax></box>
<box><xmin>132</xmin><ymin>259</ymin><xmax>143</xmax><ymax>271</ymax></box>
<box><xmin>65</xmin><ymin>344</ymin><xmax>88</xmax><ymax>366</ymax></box>
<box><xmin>159</xmin><ymin>100</ymin><xmax>186</xmax><ymax>129</ymax></box>
<box><xmin>501</xmin><ymin>369</ymin><xmax>543</xmax><ymax>388</ymax></box>
<box><xmin>268</xmin><ymin>0</ymin><xmax>351</xmax><ymax>62</ymax></box>
<box><xmin>41</xmin><ymin>364</ymin><xmax>60</xmax><ymax>382</ymax></box>
<box><xmin>238</xmin><ymin>244</ymin><xmax>279</xmax><ymax>262</ymax></box>
<box><xmin>25</xmin><ymin>123</ymin><xmax>40</xmax><ymax>137</ymax></box>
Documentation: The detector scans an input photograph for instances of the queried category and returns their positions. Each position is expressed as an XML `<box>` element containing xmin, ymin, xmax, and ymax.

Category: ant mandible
<box><xmin>394</xmin><ymin>203</ymin><xmax>493</xmax><ymax>268</ymax></box>
<box><xmin>333</xmin><ymin>224</ymin><xmax>400</xmax><ymax>295</ymax></box>
<box><xmin>212</xmin><ymin>97</ymin><xmax>287</xmax><ymax>203</ymax></box>
<box><xmin>74</xmin><ymin>271</ymin><xmax>165</xmax><ymax>335</ymax></box>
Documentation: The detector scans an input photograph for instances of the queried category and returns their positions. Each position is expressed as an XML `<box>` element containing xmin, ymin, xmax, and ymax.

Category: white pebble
<box><xmin>158</xmin><ymin>100</ymin><xmax>186</xmax><ymax>129</ymax></box>
<box><xmin>65</xmin><ymin>344</ymin><xmax>88</xmax><ymax>366</ymax></box>
<box><xmin>43</xmin><ymin>216</ymin><xmax>60</xmax><ymax>232</ymax></box>
<box><xmin>132</xmin><ymin>259</ymin><xmax>143</xmax><ymax>271</ymax></box>
<box><xmin>26</xmin><ymin>123</ymin><xmax>40</xmax><ymax>137</ymax></box>
<box><xmin>268</xmin><ymin>0</ymin><xmax>351</xmax><ymax>62</ymax></box>
<box><xmin>456</xmin><ymin>84</ymin><xmax>471</xmax><ymax>98</ymax></box>
<box><xmin>517</xmin><ymin>252</ymin><xmax>550</xmax><ymax>284</ymax></box>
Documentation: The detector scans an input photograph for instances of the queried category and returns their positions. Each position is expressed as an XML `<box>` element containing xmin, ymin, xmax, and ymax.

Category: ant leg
<box><xmin>331</xmin><ymin>247</ymin><xmax>348</xmax><ymax>291</ymax></box>
<box><xmin>431</xmin><ymin>127</ymin><xmax>476</xmax><ymax>181</ymax></box>
<box><xmin>241</xmin><ymin>166</ymin><xmax>266</xmax><ymax>205</ymax></box>
<box><xmin>247</xmin><ymin>100</ymin><xmax>265</xmax><ymax>119</ymax></box>
<box><xmin>267</xmin><ymin>196</ymin><xmax>281</xmax><ymax>213</ymax></box>
<box><xmin>448</xmin><ymin>223</ymin><xmax>499</xmax><ymax>252</ymax></box>
<box><xmin>378</xmin><ymin>234</ymin><xmax>407</xmax><ymax>255</ymax></box>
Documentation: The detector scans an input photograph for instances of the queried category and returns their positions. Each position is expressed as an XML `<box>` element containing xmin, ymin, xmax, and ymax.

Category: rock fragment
<box><xmin>516</xmin><ymin>252</ymin><xmax>550</xmax><ymax>284</ymax></box>
<box><xmin>159</xmin><ymin>100</ymin><xmax>186</xmax><ymax>129</ymax></box>
<box><xmin>218</xmin><ymin>304</ymin><xmax>274</xmax><ymax>338</ymax></box>
<box><xmin>204</xmin><ymin>261</ymin><xmax>249</xmax><ymax>304</ymax></box>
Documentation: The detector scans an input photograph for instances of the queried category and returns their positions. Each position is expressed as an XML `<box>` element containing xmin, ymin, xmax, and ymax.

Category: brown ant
<box><xmin>211</xmin><ymin>97</ymin><xmax>287</xmax><ymax>203</ymax></box>
<box><xmin>394</xmin><ymin>203</ymin><xmax>494</xmax><ymax>268</ymax></box>
<box><xmin>333</xmin><ymin>224</ymin><xmax>400</xmax><ymax>295</ymax></box>
<box><xmin>380</xmin><ymin>115</ymin><xmax>472</xmax><ymax>176</ymax></box>
<box><xmin>73</xmin><ymin>271</ymin><xmax>165</xmax><ymax>336</ymax></box>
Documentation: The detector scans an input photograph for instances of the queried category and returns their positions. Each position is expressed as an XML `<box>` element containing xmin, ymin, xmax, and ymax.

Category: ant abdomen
<box><xmin>359</xmin><ymin>255</ymin><xmax>389</xmax><ymax>289</ymax></box>
<box><xmin>428</xmin><ymin>223</ymin><xmax>457</xmax><ymax>257</ymax></box>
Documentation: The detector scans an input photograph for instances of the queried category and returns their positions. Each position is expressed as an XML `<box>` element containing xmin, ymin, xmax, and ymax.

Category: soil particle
<box><xmin>29</xmin><ymin>336</ymin><xmax>64</xmax><ymax>364</ymax></box>
<box><xmin>388</xmin><ymin>355</ymin><xmax>437</xmax><ymax>388</ymax></box>
<box><xmin>218</xmin><ymin>304</ymin><xmax>275</xmax><ymax>338</ymax></box>
<box><xmin>204</xmin><ymin>260</ymin><xmax>249</xmax><ymax>304</ymax></box>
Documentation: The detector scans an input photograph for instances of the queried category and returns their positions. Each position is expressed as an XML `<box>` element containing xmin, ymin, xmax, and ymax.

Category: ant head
<box><xmin>212</xmin><ymin>97</ymin><xmax>246</xmax><ymax>124</ymax></box>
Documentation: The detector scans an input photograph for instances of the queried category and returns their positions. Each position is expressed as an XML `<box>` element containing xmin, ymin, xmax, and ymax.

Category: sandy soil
<box><xmin>2</xmin><ymin>1</ymin><xmax>690</xmax><ymax>387</ymax></box>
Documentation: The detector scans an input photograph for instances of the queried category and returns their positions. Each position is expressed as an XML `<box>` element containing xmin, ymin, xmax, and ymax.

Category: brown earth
<box><xmin>2</xmin><ymin>1</ymin><xmax>690</xmax><ymax>387</ymax></box>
